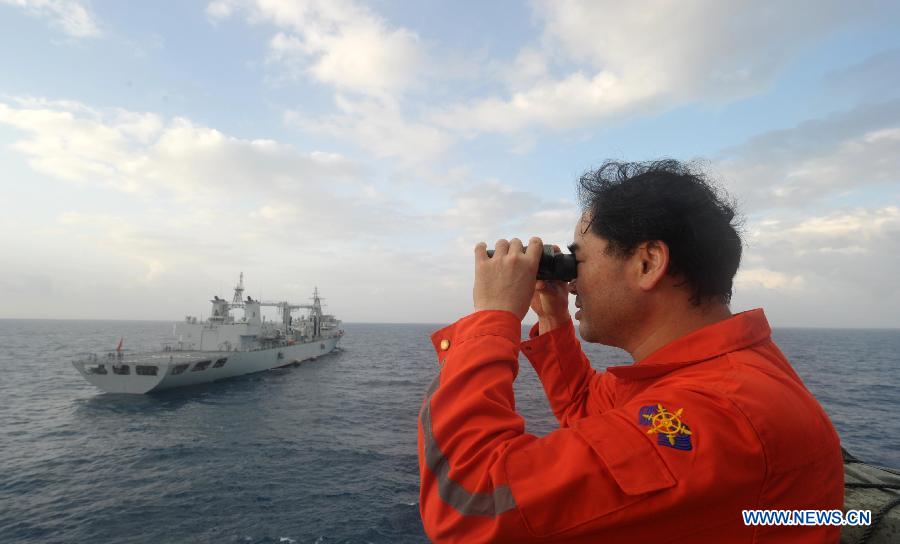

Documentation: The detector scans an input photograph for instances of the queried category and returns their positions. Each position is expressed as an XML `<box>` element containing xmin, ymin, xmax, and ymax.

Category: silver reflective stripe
<box><xmin>421</xmin><ymin>374</ymin><xmax>517</xmax><ymax>517</ymax></box>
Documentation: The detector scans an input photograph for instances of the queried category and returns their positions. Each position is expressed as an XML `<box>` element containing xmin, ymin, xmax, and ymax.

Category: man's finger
<box><xmin>494</xmin><ymin>238</ymin><xmax>510</xmax><ymax>256</ymax></box>
<box><xmin>474</xmin><ymin>242</ymin><xmax>488</xmax><ymax>262</ymax></box>
<box><xmin>509</xmin><ymin>238</ymin><xmax>524</xmax><ymax>256</ymax></box>
<box><xmin>525</xmin><ymin>236</ymin><xmax>543</xmax><ymax>263</ymax></box>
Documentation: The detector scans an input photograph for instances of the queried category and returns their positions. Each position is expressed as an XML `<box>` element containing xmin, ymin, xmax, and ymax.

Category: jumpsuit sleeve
<box><xmin>519</xmin><ymin>318</ymin><xmax>616</xmax><ymax>426</ymax></box>
<box><xmin>418</xmin><ymin>311</ymin><xmax>694</xmax><ymax>543</ymax></box>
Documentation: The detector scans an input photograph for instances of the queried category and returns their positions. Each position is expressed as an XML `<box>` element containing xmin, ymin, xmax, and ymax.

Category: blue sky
<box><xmin>1</xmin><ymin>0</ymin><xmax>899</xmax><ymax>327</ymax></box>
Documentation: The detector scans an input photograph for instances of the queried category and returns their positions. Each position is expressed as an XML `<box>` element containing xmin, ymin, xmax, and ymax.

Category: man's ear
<box><xmin>635</xmin><ymin>240</ymin><xmax>669</xmax><ymax>291</ymax></box>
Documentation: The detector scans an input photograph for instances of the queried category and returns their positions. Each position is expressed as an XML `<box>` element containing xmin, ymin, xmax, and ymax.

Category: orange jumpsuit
<box><xmin>417</xmin><ymin>309</ymin><xmax>843</xmax><ymax>542</ymax></box>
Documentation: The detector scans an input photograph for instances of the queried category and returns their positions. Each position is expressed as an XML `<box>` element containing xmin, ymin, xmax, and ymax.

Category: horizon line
<box><xmin>0</xmin><ymin>316</ymin><xmax>898</xmax><ymax>331</ymax></box>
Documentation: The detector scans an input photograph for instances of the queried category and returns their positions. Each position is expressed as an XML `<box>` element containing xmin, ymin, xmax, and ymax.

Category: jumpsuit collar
<box><xmin>606</xmin><ymin>309</ymin><xmax>772</xmax><ymax>380</ymax></box>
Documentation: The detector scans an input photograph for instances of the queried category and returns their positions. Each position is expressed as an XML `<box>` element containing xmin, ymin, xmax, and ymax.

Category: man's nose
<box><xmin>567</xmin><ymin>280</ymin><xmax>577</xmax><ymax>295</ymax></box>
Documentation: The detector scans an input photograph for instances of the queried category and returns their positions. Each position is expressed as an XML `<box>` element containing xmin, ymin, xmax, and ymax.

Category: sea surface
<box><xmin>1</xmin><ymin>320</ymin><xmax>898</xmax><ymax>543</ymax></box>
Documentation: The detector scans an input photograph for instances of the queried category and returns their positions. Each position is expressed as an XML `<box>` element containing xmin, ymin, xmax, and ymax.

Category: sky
<box><xmin>0</xmin><ymin>0</ymin><xmax>899</xmax><ymax>327</ymax></box>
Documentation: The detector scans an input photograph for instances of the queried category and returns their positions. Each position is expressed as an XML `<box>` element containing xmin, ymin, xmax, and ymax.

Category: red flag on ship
<box><xmin>116</xmin><ymin>337</ymin><xmax>123</xmax><ymax>353</ymax></box>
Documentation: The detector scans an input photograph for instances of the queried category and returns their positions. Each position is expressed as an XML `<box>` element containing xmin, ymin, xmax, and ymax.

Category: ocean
<box><xmin>1</xmin><ymin>319</ymin><xmax>898</xmax><ymax>543</ymax></box>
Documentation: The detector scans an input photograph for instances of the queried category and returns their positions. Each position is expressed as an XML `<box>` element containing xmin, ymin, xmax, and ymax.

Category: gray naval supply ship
<box><xmin>72</xmin><ymin>274</ymin><xmax>343</xmax><ymax>394</ymax></box>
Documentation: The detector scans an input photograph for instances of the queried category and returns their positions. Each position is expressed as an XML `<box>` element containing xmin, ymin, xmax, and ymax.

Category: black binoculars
<box><xmin>486</xmin><ymin>244</ymin><xmax>577</xmax><ymax>282</ymax></box>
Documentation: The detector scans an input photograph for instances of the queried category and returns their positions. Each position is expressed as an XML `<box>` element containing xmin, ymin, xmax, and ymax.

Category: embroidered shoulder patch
<box><xmin>638</xmin><ymin>403</ymin><xmax>693</xmax><ymax>451</ymax></box>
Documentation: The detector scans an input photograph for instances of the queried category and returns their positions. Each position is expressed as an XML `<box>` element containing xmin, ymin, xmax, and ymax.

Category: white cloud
<box><xmin>0</xmin><ymin>0</ymin><xmax>100</xmax><ymax>37</ymax></box>
<box><xmin>0</xmin><ymin>98</ymin><xmax>362</xmax><ymax>199</ymax></box>
<box><xmin>433</xmin><ymin>0</ymin><xmax>861</xmax><ymax>134</ymax></box>
<box><xmin>715</xmin><ymin>100</ymin><xmax>900</xmax><ymax>210</ymax></box>
<box><xmin>735</xmin><ymin>268</ymin><xmax>806</xmax><ymax>292</ymax></box>
<box><xmin>0</xmin><ymin>95</ymin><xmax>495</xmax><ymax>321</ymax></box>
<box><xmin>534</xmin><ymin>0</ymin><xmax>843</xmax><ymax>97</ymax></box>
<box><xmin>733</xmin><ymin>206</ymin><xmax>900</xmax><ymax>326</ymax></box>
<box><xmin>433</xmin><ymin>70</ymin><xmax>655</xmax><ymax>133</ymax></box>
<box><xmin>209</xmin><ymin>1</ymin><xmax>452</xmax><ymax>165</ymax></box>
<box><xmin>791</xmin><ymin>206</ymin><xmax>899</xmax><ymax>239</ymax></box>
<box><xmin>780</xmin><ymin>127</ymin><xmax>900</xmax><ymax>194</ymax></box>
<box><xmin>57</xmin><ymin>212</ymin><xmax>174</xmax><ymax>282</ymax></box>
<box><xmin>506</xmin><ymin>47</ymin><xmax>550</xmax><ymax>89</ymax></box>
<box><xmin>433</xmin><ymin>179</ymin><xmax>580</xmax><ymax>262</ymax></box>
<box><xmin>438</xmin><ymin>181</ymin><xmax>543</xmax><ymax>239</ymax></box>
<box><xmin>0</xmin><ymin>96</ymin><xmax>411</xmax><ymax>291</ymax></box>
<box><xmin>208</xmin><ymin>0</ymin><xmax>424</xmax><ymax>97</ymax></box>
<box><xmin>286</xmin><ymin>95</ymin><xmax>452</xmax><ymax>163</ymax></box>
<box><xmin>825</xmin><ymin>48</ymin><xmax>900</xmax><ymax>102</ymax></box>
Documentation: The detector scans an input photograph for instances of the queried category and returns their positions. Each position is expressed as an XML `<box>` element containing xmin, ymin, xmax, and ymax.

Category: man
<box><xmin>417</xmin><ymin>160</ymin><xmax>843</xmax><ymax>542</ymax></box>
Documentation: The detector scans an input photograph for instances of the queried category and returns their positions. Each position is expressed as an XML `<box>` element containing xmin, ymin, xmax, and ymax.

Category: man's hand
<box><xmin>474</xmin><ymin>237</ymin><xmax>542</xmax><ymax>321</ymax></box>
<box><xmin>527</xmin><ymin>244</ymin><xmax>571</xmax><ymax>334</ymax></box>
<box><xmin>530</xmin><ymin>280</ymin><xmax>571</xmax><ymax>335</ymax></box>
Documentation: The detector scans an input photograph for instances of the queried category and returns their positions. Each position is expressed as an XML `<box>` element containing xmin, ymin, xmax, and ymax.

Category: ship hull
<box><xmin>72</xmin><ymin>337</ymin><xmax>341</xmax><ymax>394</ymax></box>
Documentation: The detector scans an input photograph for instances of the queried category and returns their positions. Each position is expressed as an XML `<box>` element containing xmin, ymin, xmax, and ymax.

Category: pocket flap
<box><xmin>573</xmin><ymin>411</ymin><xmax>677</xmax><ymax>495</ymax></box>
<box><xmin>505</xmin><ymin>411</ymin><xmax>679</xmax><ymax>538</ymax></box>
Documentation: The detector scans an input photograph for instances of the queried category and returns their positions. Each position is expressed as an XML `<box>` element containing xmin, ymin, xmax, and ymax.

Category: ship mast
<box><xmin>312</xmin><ymin>286</ymin><xmax>321</xmax><ymax>313</ymax></box>
<box><xmin>232</xmin><ymin>272</ymin><xmax>245</xmax><ymax>305</ymax></box>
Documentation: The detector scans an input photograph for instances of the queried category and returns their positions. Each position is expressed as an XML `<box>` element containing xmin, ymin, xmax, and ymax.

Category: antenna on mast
<box><xmin>312</xmin><ymin>287</ymin><xmax>323</xmax><ymax>309</ymax></box>
<box><xmin>232</xmin><ymin>272</ymin><xmax>245</xmax><ymax>303</ymax></box>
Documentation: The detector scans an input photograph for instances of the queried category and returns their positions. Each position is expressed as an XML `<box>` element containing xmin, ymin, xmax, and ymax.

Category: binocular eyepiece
<box><xmin>486</xmin><ymin>244</ymin><xmax>577</xmax><ymax>282</ymax></box>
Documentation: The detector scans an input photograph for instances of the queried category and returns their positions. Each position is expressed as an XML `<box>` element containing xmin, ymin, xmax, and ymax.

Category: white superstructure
<box><xmin>72</xmin><ymin>274</ymin><xmax>343</xmax><ymax>394</ymax></box>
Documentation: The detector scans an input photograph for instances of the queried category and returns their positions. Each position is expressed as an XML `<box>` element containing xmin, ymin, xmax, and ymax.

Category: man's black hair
<box><xmin>577</xmin><ymin>159</ymin><xmax>742</xmax><ymax>305</ymax></box>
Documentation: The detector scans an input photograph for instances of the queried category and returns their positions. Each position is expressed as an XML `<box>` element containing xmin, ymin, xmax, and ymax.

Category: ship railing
<box><xmin>73</xmin><ymin>352</ymin><xmax>100</xmax><ymax>363</ymax></box>
<box><xmin>160</xmin><ymin>343</ymin><xmax>198</xmax><ymax>352</ymax></box>
<box><xmin>245</xmin><ymin>337</ymin><xmax>327</xmax><ymax>351</ymax></box>
<box><xmin>74</xmin><ymin>350</ymin><xmax>133</xmax><ymax>361</ymax></box>
<box><xmin>72</xmin><ymin>352</ymin><xmax>131</xmax><ymax>376</ymax></box>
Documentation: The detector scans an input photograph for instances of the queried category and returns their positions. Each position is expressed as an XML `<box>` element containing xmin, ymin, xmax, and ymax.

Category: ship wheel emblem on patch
<box><xmin>638</xmin><ymin>403</ymin><xmax>693</xmax><ymax>451</ymax></box>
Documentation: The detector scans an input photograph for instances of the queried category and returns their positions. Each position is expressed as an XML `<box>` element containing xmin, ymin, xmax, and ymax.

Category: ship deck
<box><xmin>129</xmin><ymin>350</ymin><xmax>234</xmax><ymax>364</ymax></box>
<box><xmin>78</xmin><ymin>350</ymin><xmax>234</xmax><ymax>366</ymax></box>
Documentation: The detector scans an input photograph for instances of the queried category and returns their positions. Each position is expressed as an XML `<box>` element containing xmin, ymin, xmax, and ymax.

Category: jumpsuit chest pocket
<box><xmin>505</xmin><ymin>411</ymin><xmax>677</xmax><ymax>538</ymax></box>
